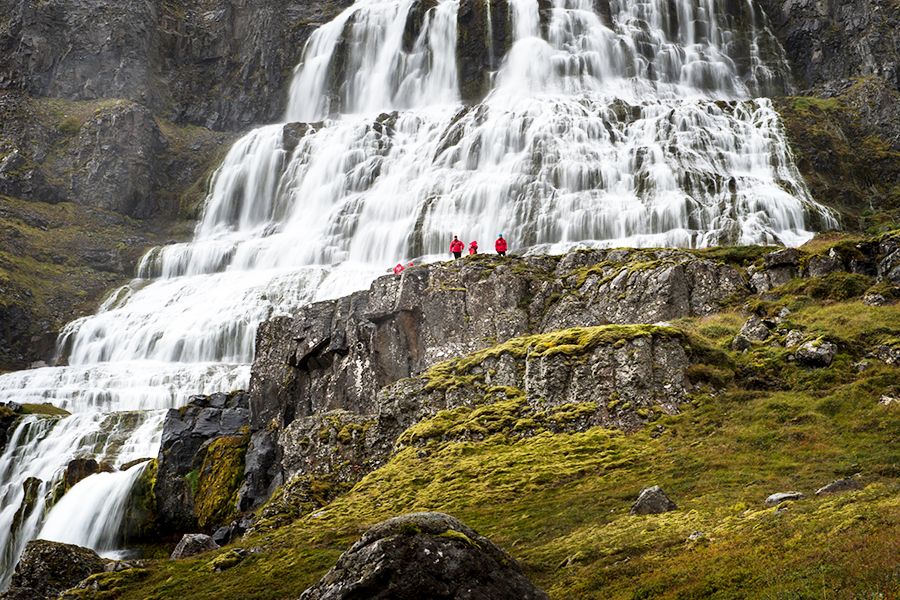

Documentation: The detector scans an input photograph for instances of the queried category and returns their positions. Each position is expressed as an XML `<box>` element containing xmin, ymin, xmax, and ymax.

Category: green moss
<box><xmin>60</xmin><ymin>568</ymin><xmax>151</xmax><ymax>599</ymax></box>
<box><xmin>193</xmin><ymin>434</ymin><xmax>249</xmax><ymax>529</ymax></box>
<box><xmin>774</xmin><ymin>272</ymin><xmax>873</xmax><ymax>301</ymax></box>
<box><xmin>19</xmin><ymin>403</ymin><xmax>70</xmax><ymax>416</ymax></box>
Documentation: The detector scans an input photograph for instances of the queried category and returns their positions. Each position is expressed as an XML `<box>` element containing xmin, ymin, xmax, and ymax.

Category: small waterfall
<box><xmin>0</xmin><ymin>0</ymin><xmax>836</xmax><ymax>584</ymax></box>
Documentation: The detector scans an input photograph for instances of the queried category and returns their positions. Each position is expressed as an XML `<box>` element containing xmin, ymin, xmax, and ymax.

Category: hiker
<box><xmin>393</xmin><ymin>263</ymin><xmax>405</xmax><ymax>276</ymax></box>
<box><xmin>450</xmin><ymin>236</ymin><xmax>464</xmax><ymax>259</ymax></box>
<box><xmin>495</xmin><ymin>234</ymin><xmax>507</xmax><ymax>256</ymax></box>
<box><xmin>469</xmin><ymin>240</ymin><xmax>478</xmax><ymax>255</ymax></box>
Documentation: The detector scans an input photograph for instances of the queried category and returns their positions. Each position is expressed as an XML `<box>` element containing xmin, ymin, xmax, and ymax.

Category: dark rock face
<box><xmin>70</xmin><ymin>102</ymin><xmax>164</xmax><ymax>218</ymax></box>
<box><xmin>757</xmin><ymin>0</ymin><xmax>900</xmax><ymax>93</ymax></box>
<box><xmin>169</xmin><ymin>533</ymin><xmax>218</xmax><ymax>560</ymax></box>
<box><xmin>630</xmin><ymin>486</ymin><xmax>678</xmax><ymax>515</ymax></box>
<box><xmin>0</xmin><ymin>540</ymin><xmax>104</xmax><ymax>600</ymax></box>
<box><xmin>155</xmin><ymin>392</ymin><xmax>249</xmax><ymax>533</ymax></box>
<box><xmin>0</xmin><ymin>0</ymin><xmax>355</xmax><ymax>131</ymax></box>
<box><xmin>299</xmin><ymin>512</ymin><xmax>549</xmax><ymax>600</ymax></box>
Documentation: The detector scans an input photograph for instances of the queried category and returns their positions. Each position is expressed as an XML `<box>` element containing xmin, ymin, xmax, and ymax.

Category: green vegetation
<box><xmin>194</xmin><ymin>434</ymin><xmax>249</xmax><ymax>529</ymax></box>
<box><xmin>93</xmin><ymin>286</ymin><xmax>900</xmax><ymax>599</ymax></box>
<box><xmin>19</xmin><ymin>403</ymin><xmax>71</xmax><ymax>417</ymax></box>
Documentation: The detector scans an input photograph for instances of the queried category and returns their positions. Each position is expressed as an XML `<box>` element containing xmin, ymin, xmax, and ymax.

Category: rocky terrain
<box><xmin>27</xmin><ymin>233</ymin><xmax>891</xmax><ymax>598</ymax></box>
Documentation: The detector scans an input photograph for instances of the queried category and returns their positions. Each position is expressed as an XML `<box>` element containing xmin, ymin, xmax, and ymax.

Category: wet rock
<box><xmin>299</xmin><ymin>512</ymin><xmax>549</xmax><ymax>600</ymax></box>
<box><xmin>630</xmin><ymin>485</ymin><xmax>677</xmax><ymax>515</ymax></box>
<box><xmin>765</xmin><ymin>491</ymin><xmax>804</xmax><ymax>507</ymax></box>
<box><xmin>815</xmin><ymin>478</ymin><xmax>862</xmax><ymax>496</ymax></box>
<box><xmin>732</xmin><ymin>315</ymin><xmax>772</xmax><ymax>350</ymax></box>
<box><xmin>796</xmin><ymin>340</ymin><xmax>837</xmax><ymax>367</ymax></box>
<box><xmin>170</xmin><ymin>534</ymin><xmax>219</xmax><ymax>560</ymax></box>
<box><xmin>1</xmin><ymin>540</ymin><xmax>104</xmax><ymax>600</ymax></box>
<box><xmin>155</xmin><ymin>392</ymin><xmax>249</xmax><ymax>533</ymax></box>
<box><xmin>64</xmin><ymin>458</ymin><xmax>102</xmax><ymax>489</ymax></box>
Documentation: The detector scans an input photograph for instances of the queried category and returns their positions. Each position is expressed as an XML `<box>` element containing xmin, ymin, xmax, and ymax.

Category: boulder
<box><xmin>1</xmin><ymin>540</ymin><xmax>104</xmax><ymax>600</ymax></box>
<box><xmin>796</xmin><ymin>340</ymin><xmax>837</xmax><ymax>367</ymax></box>
<box><xmin>731</xmin><ymin>315</ymin><xmax>772</xmax><ymax>350</ymax></box>
<box><xmin>170</xmin><ymin>534</ymin><xmax>219</xmax><ymax>560</ymax></box>
<box><xmin>299</xmin><ymin>512</ymin><xmax>549</xmax><ymax>600</ymax></box>
<box><xmin>64</xmin><ymin>458</ymin><xmax>102</xmax><ymax>489</ymax></box>
<box><xmin>630</xmin><ymin>485</ymin><xmax>678</xmax><ymax>515</ymax></box>
<box><xmin>815</xmin><ymin>478</ymin><xmax>862</xmax><ymax>496</ymax></box>
<box><xmin>784</xmin><ymin>330</ymin><xmax>805</xmax><ymax>348</ymax></box>
<box><xmin>764</xmin><ymin>492</ymin><xmax>804</xmax><ymax>507</ymax></box>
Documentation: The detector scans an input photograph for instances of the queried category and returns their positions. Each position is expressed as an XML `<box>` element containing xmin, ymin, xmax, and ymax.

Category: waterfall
<box><xmin>0</xmin><ymin>0</ymin><xmax>836</xmax><ymax>586</ymax></box>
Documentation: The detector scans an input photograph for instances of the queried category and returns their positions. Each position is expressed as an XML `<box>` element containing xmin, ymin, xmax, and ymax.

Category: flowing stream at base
<box><xmin>0</xmin><ymin>0</ymin><xmax>836</xmax><ymax>585</ymax></box>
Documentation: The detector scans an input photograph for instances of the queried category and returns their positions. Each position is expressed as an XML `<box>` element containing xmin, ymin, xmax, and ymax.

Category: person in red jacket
<box><xmin>450</xmin><ymin>235</ymin><xmax>464</xmax><ymax>259</ymax></box>
<box><xmin>469</xmin><ymin>240</ymin><xmax>478</xmax><ymax>255</ymax></box>
<box><xmin>495</xmin><ymin>234</ymin><xmax>507</xmax><ymax>256</ymax></box>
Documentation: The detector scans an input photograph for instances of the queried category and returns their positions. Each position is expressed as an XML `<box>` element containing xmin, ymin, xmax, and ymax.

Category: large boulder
<box><xmin>0</xmin><ymin>540</ymin><xmax>104</xmax><ymax>600</ymax></box>
<box><xmin>170</xmin><ymin>533</ymin><xmax>219</xmax><ymax>560</ymax></box>
<box><xmin>299</xmin><ymin>512</ymin><xmax>549</xmax><ymax>600</ymax></box>
<box><xmin>155</xmin><ymin>392</ymin><xmax>249</xmax><ymax>533</ymax></box>
<box><xmin>630</xmin><ymin>486</ymin><xmax>678</xmax><ymax>515</ymax></box>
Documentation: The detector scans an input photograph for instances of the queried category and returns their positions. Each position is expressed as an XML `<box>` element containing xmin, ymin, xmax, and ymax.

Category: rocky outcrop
<box><xmin>0</xmin><ymin>540</ymin><xmax>104</xmax><ymax>600</ymax></box>
<box><xmin>244</xmin><ymin>250</ymin><xmax>745</xmax><ymax>507</ymax></box>
<box><xmin>299</xmin><ymin>512</ymin><xmax>549</xmax><ymax>600</ymax></box>
<box><xmin>278</xmin><ymin>324</ymin><xmax>691</xmax><ymax>502</ymax></box>
<box><xmin>155</xmin><ymin>392</ymin><xmax>249</xmax><ymax>533</ymax></box>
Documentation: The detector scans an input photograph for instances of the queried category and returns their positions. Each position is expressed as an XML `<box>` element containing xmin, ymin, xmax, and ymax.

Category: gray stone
<box><xmin>299</xmin><ymin>512</ymin><xmax>549</xmax><ymax>600</ymax></box>
<box><xmin>863</xmin><ymin>293</ymin><xmax>888</xmax><ymax>307</ymax></box>
<box><xmin>815</xmin><ymin>478</ymin><xmax>862</xmax><ymax>496</ymax></box>
<box><xmin>732</xmin><ymin>316</ymin><xmax>772</xmax><ymax>350</ymax></box>
<box><xmin>796</xmin><ymin>340</ymin><xmax>837</xmax><ymax>367</ymax></box>
<box><xmin>170</xmin><ymin>534</ymin><xmax>219</xmax><ymax>560</ymax></box>
<box><xmin>630</xmin><ymin>486</ymin><xmax>677</xmax><ymax>515</ymax></box>
<box><xmin>1</xmin><ymin>540</ymin><xmax>104</xmax><ymax>600</ymax></box>
<box><xmin>784</xmin><ymin>330</ymin><xmax>805</xmax><ymax>348</ymax></box>
<box><xmin>765</xmin><ymin>492</ymin><xmax>804</xmax><ymax>507</ymax></box>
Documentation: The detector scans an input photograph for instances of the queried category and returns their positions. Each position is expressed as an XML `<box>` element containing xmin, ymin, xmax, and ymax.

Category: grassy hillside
<box><xmin>71</xmin><ymin>272</ymin><xmax>900</xmax><ymax>599</ymax></box>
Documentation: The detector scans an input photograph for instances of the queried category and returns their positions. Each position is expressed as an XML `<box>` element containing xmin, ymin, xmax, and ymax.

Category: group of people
<box><xmin>390</xmin><ymin>234</ymin><xmax>509</xmax><ymax>276</ymax></box>
<box><xmin>449</xmin><ymin>234</ymin><xmax>507</xmax><ymax>258</ymax></box>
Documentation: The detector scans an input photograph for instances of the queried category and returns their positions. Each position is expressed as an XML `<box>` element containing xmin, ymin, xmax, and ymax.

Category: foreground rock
<box><xmin>796</xmin><ymin>340</ymin><xmax>837</xmax><ymax>367</ymax></box>
<box><xmin>299</xmin><ymin>512</ymin><xmax>548</xmax><ymax>600</ymax></box>
<box><xmin>0</xmin><ymin>540</ymin><xmax>104</xmax><ymax>600</ymax></box>
<box><xmin>156</xmin><ymin>392</ymin><xmax>249</xmax><ymax>533</ymax></box>
<box><xmin>630</xmin><ymin>486</ymin><xmax>678</xmax><ymax>515</ymax></box>
<box><xmin>170</xmin><ymin>534</ymin><xmax>219</xmax><ymax>560</ymax></box>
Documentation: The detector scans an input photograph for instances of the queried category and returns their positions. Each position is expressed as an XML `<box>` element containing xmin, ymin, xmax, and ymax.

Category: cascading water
<box><xmin>0</xmin><ymin>0</ymin><xmax>835</xmax><ymax>586</ymax></box>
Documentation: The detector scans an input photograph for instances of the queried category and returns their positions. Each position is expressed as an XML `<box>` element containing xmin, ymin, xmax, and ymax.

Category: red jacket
<box><xmin>450</xmin><ymin>239</ymin><xmax>464</xmax><ymax>253</ymax></box>
<box><xmin>469</xmin><ymin>241</ymin><xmax>478</xmax><ymax>254</ymax></box>
<box><xmin>495</xmin><ymin>237</ymin><xmax>508</xmax><ymax>253</ymax></box>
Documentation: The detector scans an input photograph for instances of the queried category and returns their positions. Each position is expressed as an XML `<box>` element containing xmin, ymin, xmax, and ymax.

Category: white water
<box><xmin>0</xmin><ymin>0</ymin><xmax>836</xmax><ymax>586</ymax></box>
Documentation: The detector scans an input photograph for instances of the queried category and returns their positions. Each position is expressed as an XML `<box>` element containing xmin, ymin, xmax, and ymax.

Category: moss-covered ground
<box><xmin>76</xmin><ymin>278</ymin><xmax>900</xmax><ymax>599</ymax></box>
